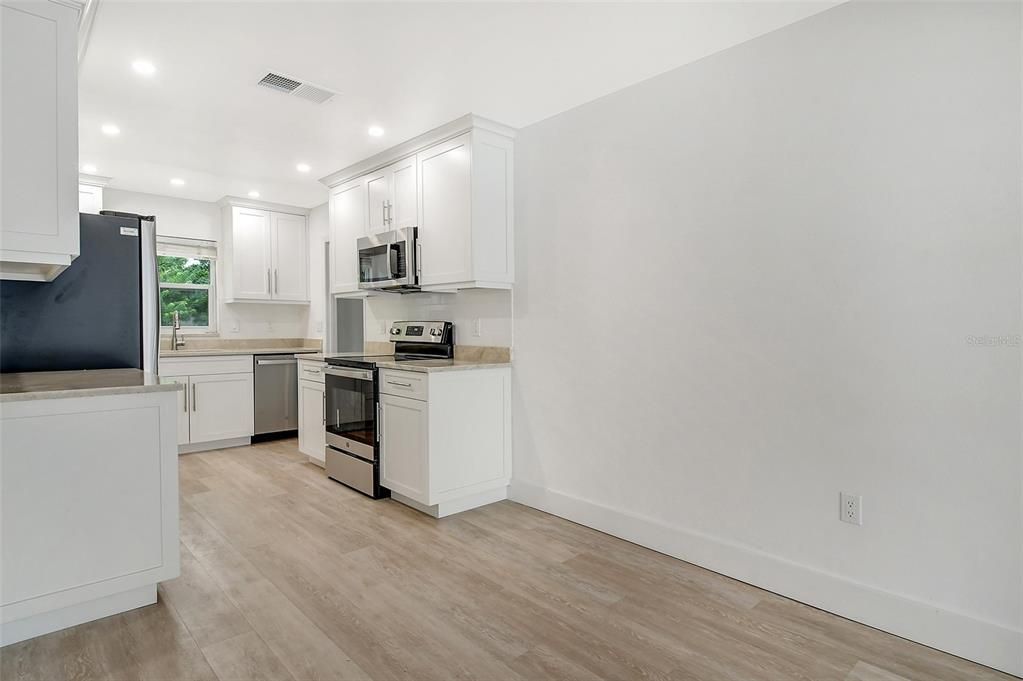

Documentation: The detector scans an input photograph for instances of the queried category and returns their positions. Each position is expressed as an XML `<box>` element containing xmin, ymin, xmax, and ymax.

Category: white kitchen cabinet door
<box><xmin>78</xmin><ymin>184</ymin><xmax>103</xmax><ymax>215</ymax></box>
<box><xmin>365</xmin><ymin>169</ymin><xmax>391</xmax><ymax>235</ymax></box>
<box><xmin>188</xmin><ymin>372</ymin><xmax>254</xmax><ymax>443</ymax></box>
<box><xmin>160</xmin><ymin>375</ymin><xmax>191</xmax><ymax>445</ymax></box>
<box><xmin>380</xmin><ymin>393</ymin><xmax>429</xmax><ymax>504</ymax></box>
<box><xmin>298</xmin><ymin>379</ymin><xmax>325</xmax><ymax>465</ymax></box>
<box><xmin>418</xmin><ymin>133</ymin><xmax>473</xmax><ymax>286</ymax></box>
<box><xmin>270</xmin><ymin>212</ymin><xmax>308</xmax><ymax>301</ymax></box>
<box><xmin>230</xmin><ymin>207</ymin><xmax>272</xmax><ymax>300</ymax></box>
<box><xmin>329</xmin><ymin>178</ymin><xmax>366</xmax><ymax>294</ymax></box>
<box><xmin>0</xmin><ymin>0</ymin><xmax>80</xmax><ymax>281</ymax></box>
<box><xmin>389</xmin><ymin>156</ymin><xmax>418</xmax><ymax>231</ymax></box>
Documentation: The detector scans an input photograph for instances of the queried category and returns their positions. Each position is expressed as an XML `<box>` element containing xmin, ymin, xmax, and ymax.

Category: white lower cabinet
<box><xmin>159</xmin><ymin>355</ymin><xmax>255</xmax><ymax>451</ymax></box>
<box><xmin>379</xmin><ymin>393</ymin><xmax>429</xmax><ymax>501</ymax></box>
<box><xmin>298</xmin><ymin>378</ymin><xmax>326</xmax><ymax>466</ymax></box>
<box><xmin>188</xmin><ymin>373</ymin><xmax>255</xmax><ymax>443</ymax></box>
<box><xmin>160</xmin><ymin>375</ymin><xmax>191</xmax><ymax>445</ymax></box>
<box><xmin>379</xmin><ymin>367</ymin><xmax>511</xmax><ymax>517</ymax></box>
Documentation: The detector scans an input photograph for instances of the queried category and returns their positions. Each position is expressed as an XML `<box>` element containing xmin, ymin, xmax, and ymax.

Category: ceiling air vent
<box><xmin>257</xmin><ymin>71</ymin><xmax>337</xmax><ymax>105</ymax></box>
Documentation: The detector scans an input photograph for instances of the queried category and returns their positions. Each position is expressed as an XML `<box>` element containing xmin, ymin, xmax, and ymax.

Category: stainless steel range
<box><xmin>323</xmin><ymin>321</ymin><xmax>454</xmax><ymax>498</ymax></box>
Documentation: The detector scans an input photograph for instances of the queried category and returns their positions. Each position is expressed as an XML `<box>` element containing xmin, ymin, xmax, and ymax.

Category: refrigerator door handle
<box><xmin>139</xmin><ymin>216</ymin><xmax>161</xmax><ymax>376</ymax></box>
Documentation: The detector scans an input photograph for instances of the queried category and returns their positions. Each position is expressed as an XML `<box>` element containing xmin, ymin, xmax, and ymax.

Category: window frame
<box><xmin>157</xmin><ymin>238</ymin><xmax>218</xmax><ymax>336</ymax></box>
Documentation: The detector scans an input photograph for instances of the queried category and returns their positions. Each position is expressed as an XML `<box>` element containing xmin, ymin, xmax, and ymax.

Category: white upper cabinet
<box><xmin>418</xmin><ymin>134</ymin><xmax>472</xmax><ymax>286</ymax></box>
<box><xmin>270</xmin><ymin>212</ymin><xmax>308</xmax><ymax>301</ymax></box>
<box><xmin>220</xmin><ymin>199</ymin><xmax>309</xmax><ymax>304</ymax></box>
<box><xmin>0</xmin><ymin>0</ymin><xmax>82</xmax><ymax>282</ymax></box>
<box><xmin>78</xmin><ymin>184</ymin><xmax>103</xmax><ymax>215</ymax></box>
<box><xmin>321</xmin><ymin>114</ymin><xmax>514</xmax><ymax>294</ymax></box>
<box><xmin>365</xmin><ymin>168</ymin><xmax>391</xmax><ymax>235</ymax></box>
<box><xmin>365</xmin><ymin>156</ymin><xmax>417</xmax><ymax>236</ymax></box>
<box><xmin>328</xmin><ymin>178</ymin><xmax>367</xmax><ymax>294</ymax></box>
<box><xmin>229</xmin><ymin>207</ymin><xmax>273</xmax><ymax>300</ymax></box>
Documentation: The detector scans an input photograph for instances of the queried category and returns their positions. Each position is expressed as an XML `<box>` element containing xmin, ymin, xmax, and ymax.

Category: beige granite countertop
<box><xmin>373</xmin><ymin>358</ymin><xmax>511</xmax><ymax>373</ymax></box>
<box><xmin>0</xmin><ymin>369</ymin><xmax>182</xmax><ymax>402</ymax></box>
<box><xmin>297</xmin><ymin>353</ymin><xmax>511</xmax><ymax>373</ymax></box>
<box><xmin>161</xmin><ymin>348</ymin><xmax>320</xmax><ymax>358</ymax></box>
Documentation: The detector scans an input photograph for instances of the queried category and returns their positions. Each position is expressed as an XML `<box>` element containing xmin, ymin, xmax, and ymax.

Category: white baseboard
<box><xmin>509</xmin><ymin>481</ymin><xmax>1023</xmax><ymax>677</ymax></box>
<box><xmin>179</xmin><ymin>436</ymin><xmax>251</xmax><ymax>454</ymax></box>
<box><xmin>393</xmin><ymin>487</ymin><xmax>508</xmax><ymax>518</ymax></box>
<box><xmin>0</xmin><ymin>584</ymin><xmax>156</xmax><ymax>647</ymax></box>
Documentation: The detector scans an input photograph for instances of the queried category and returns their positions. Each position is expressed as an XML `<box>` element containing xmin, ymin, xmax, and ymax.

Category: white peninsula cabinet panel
<box><xmin>379</xmin><ymin>366</ymin><xmax>511</xmax><ymax>517</ymax></box>
<box><xmin>0</xmin><ymin>0</ymin><xmax>82</xmax><ymax>282</ymax></box>
<box><xmin>0</xmin><ymin>388</ymin><xmax>179</xmax><ymax>646</ymax></box>
<box><xmin>220</xmin><ymin>199</ymin><xmax>309</xmax><ymax>304</ymax></box>
<box><xmin>160</xmin><ymin>355</ymin><xmax>254</xmax><ymax>452</ymax></box>
<box><xmin>321</xmin><ymin>114</ymin><xmax>514</xmax><ymax>294</ymax></box>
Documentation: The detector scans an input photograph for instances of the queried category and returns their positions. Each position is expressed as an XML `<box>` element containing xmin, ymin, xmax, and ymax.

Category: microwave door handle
<box><xmin>389</xmin><ymin>244</ymin><xmax>399</xmax><ymax>279</ymax></box>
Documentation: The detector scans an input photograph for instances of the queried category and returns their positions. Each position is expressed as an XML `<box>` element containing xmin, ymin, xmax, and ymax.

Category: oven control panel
<box><xmin>388</xmin><ymin>321</ymin><xmax>453</xmax><ymax>343</ymax></box>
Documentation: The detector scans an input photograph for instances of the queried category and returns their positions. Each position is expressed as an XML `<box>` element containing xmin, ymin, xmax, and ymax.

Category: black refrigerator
<box><xmin>0</xmin><ymin>212</ymin><xmax>160</xmax><ymax>375</ymax></box>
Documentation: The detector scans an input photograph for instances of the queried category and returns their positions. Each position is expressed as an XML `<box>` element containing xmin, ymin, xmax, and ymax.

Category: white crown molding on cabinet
<box><xmin>78</xmin><ymin>173</ymin><xmax>111</xmax><ymax>188</ymax></box>
<box><xmin>318</xmin><ymin>113</ymin><xmax>516</xmax><ymax>189</ymax></box>
<box><xmin>77</xmin><ymin>0</ymin><xmax>98</xmax><ymax>64</ymax></box>
<box><xmin>216</xmin><ymin>196</ymin><xmax>310</xmax><ymax>217</ymax></box>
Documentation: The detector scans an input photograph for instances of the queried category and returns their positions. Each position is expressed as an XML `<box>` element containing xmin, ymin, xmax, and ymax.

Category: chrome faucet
<box><xmin>171</xmin><ymin>311</ymin><xmax>186</xmax><ymax>350</ymax></box>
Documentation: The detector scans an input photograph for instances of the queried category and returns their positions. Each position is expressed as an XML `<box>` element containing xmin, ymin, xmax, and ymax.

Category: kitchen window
<box><xmin>157</xmin><ymin>236</ymin><xmax>218</xmax><ymax>334</ymax></box>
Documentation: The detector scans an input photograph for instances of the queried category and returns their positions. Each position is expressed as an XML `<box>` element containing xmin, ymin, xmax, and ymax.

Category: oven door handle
<box><xmin>324</xmin><ymin>367</ymin><xmax>375</xmax><ymax>382</ymax></box>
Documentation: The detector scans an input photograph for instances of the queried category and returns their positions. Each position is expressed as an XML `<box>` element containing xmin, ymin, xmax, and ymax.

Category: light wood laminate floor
<box><xmin>1</xmin><ymin>439</ymin><xmax>1012</xmax><ymax>681</ymax></box>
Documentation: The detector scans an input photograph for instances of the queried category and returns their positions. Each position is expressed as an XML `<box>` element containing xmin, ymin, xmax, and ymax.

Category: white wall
<box><xmin>104</xmin><ymin>189</ymin><xmax>314</xmax><ymax>339</ymax></box>
<box><xmin>364</xmin><ymin>289</ymin><xmax>513</xmax><ymax>348</ymax></box>
<box><xmin>511</xmin><ymin>1</ymin><xmax>1021</xmax><ymax>675</ymax></box>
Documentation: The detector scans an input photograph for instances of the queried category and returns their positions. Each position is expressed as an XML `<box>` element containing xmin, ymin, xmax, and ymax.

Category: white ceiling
<box><xmin>79</xmin><ymin>1</ymin><xmax>840</xmax><ymax>208</ymax></box>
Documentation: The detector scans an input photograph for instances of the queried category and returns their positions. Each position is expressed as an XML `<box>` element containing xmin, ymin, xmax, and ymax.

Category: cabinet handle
<box><xmin>322</xmin><ymin>391</ymin><xmax>326</xmax><ymax>425</ymax></box>
<box><xmin>183</xmin><ymin>382</ymin><xmax>188</xmax><ymax>413</ymax></box>
<box><xmin>387</xmin><ymin>200</ymin><xmax>393</xmax><ymax>224</ymax></box>
<box><xmin>386</xmin><ymin>380</ymin><xmax>412</xmax><ymax>388</ymax></box>
<box><xmin>376</xmin><ymin>401</ymin><xmax>381</xmax><ymax>442</ymax></box>
<box><xmin>382</xmin><ymin>201</ymin><xmax>387</xmax><ymax>225</ymax></box>
<box><xmin>192</xmin><ymin>383</ymin><xmax>197</xmax><ymax>411</ymax></box>
<box><xmin>266</xmin><ymin>268</ymin><xmax>271</xmax><ymax>294</ymax></box>
<box><xmin>275</xmin><ymin>269</ymin><xmax>279</xmax><ymax>293</ymax></box>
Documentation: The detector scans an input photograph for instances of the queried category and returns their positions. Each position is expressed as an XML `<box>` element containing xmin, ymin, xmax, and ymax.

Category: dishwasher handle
<box><xmin>256</xmin><ymin>358</ymin><xmax>298</xmax><ymax>366</ymax></box>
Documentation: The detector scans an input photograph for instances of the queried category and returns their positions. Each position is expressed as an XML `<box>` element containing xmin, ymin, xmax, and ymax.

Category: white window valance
<box><xmin>156</xmin><ymin>236</ymin><xmax>218</xmax><ymax>260</ymax></box>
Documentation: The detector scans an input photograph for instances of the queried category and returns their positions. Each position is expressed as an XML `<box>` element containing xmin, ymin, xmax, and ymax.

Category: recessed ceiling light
<box><xmin>368</xmin><ymin>126</ymin><xmax>384</xmax><ymax>137</ymax></box>
<box><xmin>101</xmin><ymin>124</ymin><xmax>120</xmax><ymax>136</ymax></box>
<box><xmin>248</xmin><ymin>190</ymin><xmax>260</xmax><ymax>198</ymax></box>
<box><xmin>131</xmin><ymin>59</ymin><xmax>156</xmax><ymax>76</ymax></box>
<box><xmin>296</xmin><ymin>163</ymin><xmax>311</xmax><ymax>173</ymax></box>
<box><xmin>81</xmin><ymin>163</ymin><xmax>97</xmax><ymax>173</ymax></box>
<box><xmin>170</xmin><ymin>178</ymin><xmax>185</xmax><ymax>186</ymax></box>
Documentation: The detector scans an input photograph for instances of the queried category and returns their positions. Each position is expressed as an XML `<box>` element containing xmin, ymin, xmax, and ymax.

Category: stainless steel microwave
<box><xmin>357</xmin><ymin>227</ymin><xmax>420</xmax><ymax>292</ymax></box>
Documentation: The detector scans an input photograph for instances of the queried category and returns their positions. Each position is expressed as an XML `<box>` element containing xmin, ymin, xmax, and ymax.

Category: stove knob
<box><xmin>390</xmin><ymin>327</ymin><xmax>402</xmax><ymax>335</ymax></box>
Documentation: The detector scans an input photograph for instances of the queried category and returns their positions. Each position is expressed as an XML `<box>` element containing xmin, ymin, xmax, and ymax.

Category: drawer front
<box><xmin>325</xmin><ymin>447</ymin><xmax>375</xmax><ymax>496</ymax></box>
<box><xmin>379</xmin><ymin>369</ymin><xmax>428</xmax><ymax>401</ymax></box>
<box><xmin>298</xmin><ymin>359</ymin><xmax>326</xmax><ymax>384</ymax></box>
<box><xmin>160</xmin><ymin>355</ymin><xmax>254</xmax><ymax>376</ymax></box>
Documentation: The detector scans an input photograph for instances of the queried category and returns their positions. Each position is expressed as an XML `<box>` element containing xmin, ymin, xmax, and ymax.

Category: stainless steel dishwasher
<box><xmin>253</xmin><ymin>354</ymin><xmax>299</xmax><ymax>437</ymax></box>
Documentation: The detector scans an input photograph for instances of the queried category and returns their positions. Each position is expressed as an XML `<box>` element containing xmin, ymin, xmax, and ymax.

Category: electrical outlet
<box><xmin>472</xmin><ymin>318</ymin><xmax>482</xmax><ymax>337</ymax></box>
<box><xmin>315</xmin><ymin>320</ymin><xmax>323</xmax><ymax>333</ymax></box>
<box><xmin>840</xmin><ymin>492</ymin><xmax>863</xmax><ymax>526</ymax></box>
<box><xmin>230</xmin><ymin>320</ymin><xmax>240</xmax><ymax>333</ymax></box>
